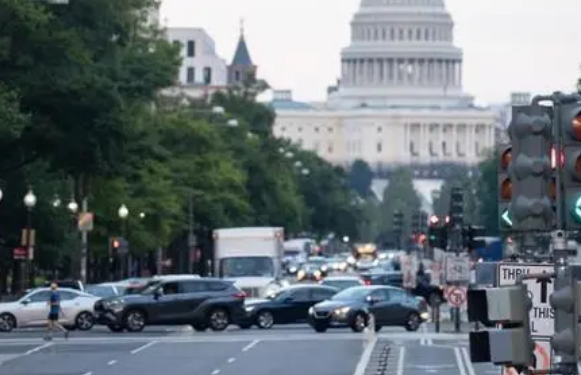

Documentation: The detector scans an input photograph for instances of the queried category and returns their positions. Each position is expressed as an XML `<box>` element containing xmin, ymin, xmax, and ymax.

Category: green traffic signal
<box><xmin>573</xmin><ymin>196</ymin><xmax>581</xmax><ymax>222</ymax></box>
<box><xmin>501</xmin><ymin>209</ymin><xmax>513</xmax><ymax>227</ymax></box>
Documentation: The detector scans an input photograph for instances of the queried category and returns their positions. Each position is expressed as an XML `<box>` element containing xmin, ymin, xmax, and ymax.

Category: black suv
<box><xmin>94</xmin><ymin>277</ymin><xmax>246</xmax><ymax>332</ymax></box>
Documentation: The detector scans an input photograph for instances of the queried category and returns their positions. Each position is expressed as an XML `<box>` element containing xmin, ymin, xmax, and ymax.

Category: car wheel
<box><xmin>75</xmin><ymin>311</ymin><xmax>94</xmax><ymax>331</ymax></box>
<box><xmin>124</xmin><ymin>310</ymin><xmax>146</xmax><ymax>332</ymax></box>
<box><xmin>350</xmin><ymin>312</ymin><xmax>367</xmax><ymax>333</ymax></box>
<box><xmin>191</xmin><ymin>323</ymin><xmax>208</xmax><ymax>332</ymax></box>
<box><xmin>255</xmin><ymin>310</ymin><xmax>274</xmax><ymax>329</ymax></box>
<box><xmin>312</xmin><ymin>323</ymin><xmax>328</xmax><ymax>333</ymax></box>
<box><xmin>207</xmin><ymin>308</ymin><xmax>229</xmax><ymax>332</ymax></box>
<box><xmin>405</xmin><ymin>313</ymin><xmax>421</xmax><ymax>332</ymax></box>
<box><xmin>107</xmin><ymin>324</ymin><xmax>124</xmax><ymax>333</ymax></box>
<box><xmin>0</xmin><ymin>313</ymin><xmax>16</xmax><ymax>332</ymax></box>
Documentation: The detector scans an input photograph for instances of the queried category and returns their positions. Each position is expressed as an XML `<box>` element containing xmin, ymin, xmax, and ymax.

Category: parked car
<box><xmin>319</xmin><ymin>276</ymin><xmax>365</xmax><ymax>291</ymax></box>
<box><xmin>239</xmin><ymin>284</ymin><xmax>338</xmax><ymax>329</ymax></box>
<box><xmin>86</xmin><ymin>283</ymin><xmax>127</xmax><ymax>298</ymax></box>
<box><xmin>94</xmin><ymin>277</ymin><xmax>246</xmax><ymax>333</ymax></box>
<box><xmin>0</xmin><ymin>287</ymin><xmax>98</xmax><ymax>332</ymax></box>
<box><xmin>360</xmin><ymin>270</ymin><xmax>445</xmax><ymax>305</ymax></box>
<box><xmin>307</xmin><ymin>285</ymin><xmax>428</xmax><ymax>333</ymax></box>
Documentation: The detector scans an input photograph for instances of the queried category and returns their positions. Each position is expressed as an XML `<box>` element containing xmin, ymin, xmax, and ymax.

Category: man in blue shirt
<box><xmin>45</xmin><ymin>282</ymin><xmax>68</xmax><ymax>340</ymax></box>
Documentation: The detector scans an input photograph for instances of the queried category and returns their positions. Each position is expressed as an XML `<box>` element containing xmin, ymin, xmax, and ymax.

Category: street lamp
<box><xmin>227</xmin><ymin>119</ymin><xmax>239</xmax><ymax>127</ymax></box>
<box><xmin>0</xmin><ymin>188</ymin><xmax>3</xmax><ymax>202</ymax></box>
<box><xmin>118</xmin><ymin>204</ymin><xmax>129</xmax><ymax>219</ymax></box>
<box><xmin>52</xmin><ymin>195</ymin><xmax>61</xmax><ymax>208</ymax></box>
<box><xmin>211</xmin><ymin>106</ymin><xmax>225</xmax><ymax>115</ymax></box>
<box><xmin>22</xmin><ymin>187</ymin><xmax>36</xmax><ymax>292</ymax></box>
<box><xmin>139</xmin><ymin>212</ymin><xmax>145</xmax><ymax>219</ymax></box>
<box><xmin>118</xmin><ymin>204</ymin><xmax>129</xmax><ymax>278</ymax></box>
<box><xmin>294</xmin><ymin>161</ymin><xmax>302</xmax><ymax>168</ymax></box>
<box><xmin>67</xmin><ymin>199</ymin><xmax>78</xmax><ymax>214</ymax></box>
<box><xmin>301</xmin><ymin>168</ymin><xmax>310</xmax><ymax>176</ymax></box>
<box><xmin>285</xmin><ymin>151</ymin><xmax>294</xmax><ymax>159</ymax></box>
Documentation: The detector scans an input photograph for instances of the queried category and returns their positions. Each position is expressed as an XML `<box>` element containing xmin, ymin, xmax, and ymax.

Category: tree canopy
<box><xmin>0</xmin><ymin>0</ymin><xmax>369</xmax><ymax>292</ymax></box>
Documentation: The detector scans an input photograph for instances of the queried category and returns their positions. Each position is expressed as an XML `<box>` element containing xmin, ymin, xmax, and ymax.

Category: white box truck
<box><xmin>213</xmin><ymin>227</ymin><xmax>287</xmax><ymax>298</ymax></box>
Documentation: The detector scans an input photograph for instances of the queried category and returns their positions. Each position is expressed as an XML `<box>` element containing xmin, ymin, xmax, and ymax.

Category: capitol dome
<box><xmin>330</xmin><ymin>0</ymin><xmax>473</xmax><ymax>108</ymax></box>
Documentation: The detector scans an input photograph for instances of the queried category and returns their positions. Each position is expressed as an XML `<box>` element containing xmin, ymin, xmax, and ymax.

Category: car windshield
<box><xmin>135</xmin><ymin>281</ymin><xmax>162</xmax><ymax>294</ymax></box>
<box><xmin>219</xmin><ymin>256</ymin><xmax>275</xmax><ymax>277</ymax></box>
<box><xmin>307</xmin><ymin>258</ymin><xmax>325</xmax><ymax>265</ymax></box>
<box><xmin>331</xmin><ymin>287</ymin><xmax>370</xmax><ymax>301</ymax></box>
<box><xmin>322</xmin><ymin>279</ymin><xmax>362</xmax><ymax>290</ymax></box>
<box><xmin>86</xmin><ymin>285</ymin><xmax>124</xmax><ymax>298</ymax></box>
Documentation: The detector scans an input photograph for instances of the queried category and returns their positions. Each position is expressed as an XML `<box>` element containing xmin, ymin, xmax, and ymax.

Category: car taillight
<box><xmin>363</xmin><ymin>279</ymin><xmax>371</xmax><ymax>285</ymax></box>
<box><xmin>232</xmin><ymin>292</ymin><xmax>246</xmax><ymax>299</ymax></box>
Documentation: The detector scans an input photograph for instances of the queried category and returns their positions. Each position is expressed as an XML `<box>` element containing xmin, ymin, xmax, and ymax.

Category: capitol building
<box><xmin>270</xmin><ymin>0</ymin><xmax>496</xmax><ymax>188</ymax></box>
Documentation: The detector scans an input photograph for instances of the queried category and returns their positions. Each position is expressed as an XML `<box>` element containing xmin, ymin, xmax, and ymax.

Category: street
<box><xmin>0</xmin><ymin>324</ymin><xmax>501</xmax><ymax>375</ymax></box>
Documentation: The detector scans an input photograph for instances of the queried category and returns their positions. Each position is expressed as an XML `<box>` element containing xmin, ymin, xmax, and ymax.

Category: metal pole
<box><xmin>187</xmin><ymin>195</ymin><xmax>195</xmax><ymax>274</ymax></box>
<box><xmin>120</xmin><ymin>222</ymin><xmax>126</xmax><ymax>279</ymax></box>
<box><xmin>80</xmin><ymin>197</ymin><xmax>88</xmax><ymax>283</ymax></box>
<box><xmin>454</xmin><ymin>222</ymin><xmax>461</xmax><ymax>333</ymax></box>
<box><xmin>21</xmin><ymin>210</ymin><xmax>32</xmax><ymax>291</ymax></box>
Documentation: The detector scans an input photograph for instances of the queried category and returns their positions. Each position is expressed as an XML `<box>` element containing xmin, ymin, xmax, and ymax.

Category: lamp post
<box><xmin>23</xmin><ymin>188</ymin><xmax>36</xmax><ymax>291</ymax></box>
<box><xmin>118</xmin><ymin>204</ymin><xmax>129</xmax><ymax>278</ymax></box>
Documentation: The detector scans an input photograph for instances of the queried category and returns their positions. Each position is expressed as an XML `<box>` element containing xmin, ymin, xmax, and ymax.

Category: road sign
<box><xmin>503</xmin><ymin>340</ymin><xmax>551</xmax><ymax>375</ymax></box>
<box><xmin>13</xmin><ymin>247</ymin><xmax>26</xmax><ymax>260</ymax></box>
<box><xmin>498</xmin><ymin>263</ymin><xmax>554</xmax><ymax>338</ymax></box>
<box><xmin>77</xmin><ymin>212</ymin><xmax>94</xmax><ymax>232</ymax></box>
<box><xmin>445</xmin><ymin>253</ymin><xmax>470</xmax><ymax>282</ymax></box>
<box><xmin>446</xmin><ymin>286</ymin><xmax>466</xmax><ymax>307</ymax></box>
<box><xmin>401</xmin><ymin>254</ymin><xmax>418</xmax><ymax>289</ymax></box>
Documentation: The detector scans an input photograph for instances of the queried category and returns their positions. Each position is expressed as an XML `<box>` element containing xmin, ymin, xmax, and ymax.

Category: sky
<box><xmin>160</xmin><ymin>0</ymin><xmax>581</xmax><ymax>105</ymax></box>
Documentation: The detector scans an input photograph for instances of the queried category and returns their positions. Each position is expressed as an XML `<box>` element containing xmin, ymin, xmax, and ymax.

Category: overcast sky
<box><xmin>161</xmin><ymin>0</ymin><xmax>581</xmax><ymax>105</ymax></box>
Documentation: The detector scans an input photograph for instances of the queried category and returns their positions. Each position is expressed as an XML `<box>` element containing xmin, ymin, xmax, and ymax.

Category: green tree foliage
<box><xmin>377</xmin><ymin>168</ymin><xmax>421</xmax><ymax>246</ymax></box>
<box><xmin>0</xmin><ymin>0</ymin><xmax>371</xmax><ymax>290</ymax></box>
<box><xmin>475</xmin><ymin>151</ymin><xmax>499</xmax><ymax>235</ymax></box>
<box><xmin>431</xmin><ymin>168</ymin><xmax>479</xmax><ymax>224</ymax></box>
<box><xmin>349</xmin><ymin>159</ymin><xmax>374</xmax><ymax>198</ymax></box>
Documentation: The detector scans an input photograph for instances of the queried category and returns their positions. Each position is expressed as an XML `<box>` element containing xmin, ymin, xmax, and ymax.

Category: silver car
<box><xmin>0</xmin><ymin>287</ymin><xmax>100</xmax><ymax>332</ymax></box>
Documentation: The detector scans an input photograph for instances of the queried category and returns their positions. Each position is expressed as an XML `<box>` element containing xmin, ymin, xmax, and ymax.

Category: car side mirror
<box><xmin>153</xmin><ymin>289</ymin><xmax>162</xmax><ymax>300</ymax></box>
<box><xmin>21</xmin><ymin>299</ymin><xmax>31</xmax><ymax>305</ymax></box>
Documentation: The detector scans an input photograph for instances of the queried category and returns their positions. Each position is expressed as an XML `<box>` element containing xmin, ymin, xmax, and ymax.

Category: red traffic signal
<box><xmin>500</xmin><ymin>147</ymin><xmax>512</xmax><ymax>170</ymax></box>
<box><xmin>112</xmin><ymin>238</ymin><xmax>120</xmax><ymax>249</ymax></box>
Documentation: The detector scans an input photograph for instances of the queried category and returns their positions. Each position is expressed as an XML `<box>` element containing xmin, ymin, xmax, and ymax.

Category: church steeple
<box><xmin>228</xmin><ymin>19</ymin><xmax>257</xmax><ymax>85</ymax></box>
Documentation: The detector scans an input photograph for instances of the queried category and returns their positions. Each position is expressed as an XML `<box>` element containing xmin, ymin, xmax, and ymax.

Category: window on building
<box><xmin>203</xmin><ymin>67</ymin><xmax>212</xmax><ymax>85</ymax></box>
<box><xmin>314</xmin><ymin>141</ymin><xmax>320</xmax><ymax>151</ymax></box>
<box><xmin>186</xmin><ymin>67</ymin><xmax>195</xmax><ymax>84</ymax></box>
<box><xmin>377</xmin><ymin>142</ymin><xmax>382</xmax><ymax>153</ymax></box>
<box><xmin>442</xmin><ymin>141</ymin><xmax>448</xmax><ymax>155</ymax></box>
<box><xmin>327</xmin><ymin>143</ymin><xmax>333</xmax><ymax>153</ymax></box>
<box><xmin>280</xmin><ymin>127</ymin><xmax>286</xmax><ymax>132</ymax></box>
<box><xmin>409</xmin><ymin>141</ymin><xmax>418</xmax><ymax>156</ymax></box>
<box><xmin>328</xmin><ymin>127</ymin><xmax>333</xmax><ymax>133</ymax></box>
<box><xmin>186</xmin><ymin>40</ymin><xmax>195</xmax><ymax>57</ymax></box>
<box><xmin>315</xmin><ymin>127</ymin><xmax>319</xmax><ymax>133</ymax></box>
<box><xmin>377</xmin><ymin>127</ymin><xmax>382</xmax><ymax>133</ymax></box>
<box><xmin>475</xmin><ymin>142</ymin><xmax>480</xmax><ymax>156</ymax></box>
<box><xmin>298</xmin><ymin>127</ymin><xmax>302</xmax><ymax>133</ymax></box>
<box><xmin>234</xmin><ymin>71</ymin><xmax>240</xmax><ymax>81</ymax></box>
<box><xmin>429</xmin><ymin>141</ymin><xmax>437</xmax><ymax>156</ymax></box>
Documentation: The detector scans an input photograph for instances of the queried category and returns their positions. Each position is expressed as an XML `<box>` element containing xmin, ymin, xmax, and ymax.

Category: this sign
<box><xmin>78</xmin><ymin>212</ymin><xmax>94</xmax><ymax>232</ymax></box>
<box><xmin>445</xmin><ymin>253</ymin><xmax>470</xmax><ymax>282</ymax></box>
<box><xmin>13</xmin><ymin>247</ymin><xmax>26</xmax><ymax>260</ymax></box>
<box><xmin>20</xmin><ymin>229</ymin><xmax>35</xmax><ymax>247</ymax></box>
<box><xmin>446</xmin><ymin>286</ymin><xmax>467</xmax><ymax>307</ymax></box>
<box><xmin>401</xmin><ymin>254</ymin><xmax>418</xmax><ymax>289</ymax></box>
<box><xmin>497</xmin><ymin>263</ymin><xmax>554</xmax><ymax>338</ymax></box>
<box><xmin>502</xmin><ymin>340</ymin><xmax>551</xmax><ymax>375</ymax></box>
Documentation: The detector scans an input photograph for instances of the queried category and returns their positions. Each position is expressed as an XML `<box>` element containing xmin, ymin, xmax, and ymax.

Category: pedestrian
<box><xmin>45</xmin><ymin>282</ymin><xmax>68</xmax><ymax>341</ymax></box>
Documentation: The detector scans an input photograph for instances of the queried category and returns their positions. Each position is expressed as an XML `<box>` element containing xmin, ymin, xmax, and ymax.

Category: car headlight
<box><xmin>289</xmin><ymin>267</ymin><xmax>297</xmax><ymax>273</ymax></box>
<box><xmin>297</xmin><ymin>270</ymin><xmax>305</xmax><ymax>279</ymax></box>
<box><xmin>245</xmin><ymin>306</ymin><xmax>255</xmax><ymax>312</ymax></box>
<box><xmin>321</xmin><ymin>265</ymin><xmax>328</xmax><ymax>271</ymax></box>
<box><xmin>420</xmin><ymin>312</ymin><xmax>429</xmax><ymax>320</ymax></box>
<box><xmin>334</xmin><ymin>307</ymin><xmax>350</xmax><ymax>315</ymax></box>
<box><xmin>309</xmin><ymin>307</ymin><xmax>314</xmax><ymax>315</ymax></box>
<box><xmin>314</xmin><ymin>270</ymin><xmax>321</xmax><ymax>278</ymax></box>
<box><xmin>340</xmin><ymin>262</ymin><xmax>347</xmax><ymax>269</ymax></box>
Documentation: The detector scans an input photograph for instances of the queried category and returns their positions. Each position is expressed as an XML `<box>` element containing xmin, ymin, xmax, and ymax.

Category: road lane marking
<box><xmin>454</xmin><ymin>347</ymin><xmax>467</xmax><ymax>375</ymax></box>
<box><xmin>108</xmin><ymin>360</ymin><xmax>117</xmax><ymax>365</ymax></box>
<box><xmin>461</xmin><ymin>347</ymin><xmax>477</xmax><ymax>375</ymax></box>
<box><xmin>227</xmin><ymin>358</ymin><xmax>235</xmax><ymax>363</ymax></box>
<box><xmin>241</xmin><ymin>339</ymin><xmax>260</xmax><ymax>352</ymax></box>
<box><xmin>25</xmin><ymin>342</ymin><xmax>53</xmax><ymax>355</ymax></box>
<box><xmin>130</xmin><ymin>341</ymin><xmax>157</xmax><ymax>354</ymax></box>
<box><xmin>353</xmin><ymin>337</ymin><xmax>378</xmax><ymax>375</ymax></box>
<box><xmin>81</xmin><ymin>372</ymin><xmax>92</xmax><ymax>375</ymax></box>
<box><xmin>396</xmin><ymin>347</ymin><xmax>405</xmax><ymax>375</ymax></box>
<box><xmin>211</xmin><ymin>370</ymin><xmax>220</xmax><ymax>375</ymax></box>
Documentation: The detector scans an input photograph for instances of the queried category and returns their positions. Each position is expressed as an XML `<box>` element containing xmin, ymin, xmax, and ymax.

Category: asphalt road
<box><xmin>0</xmin><ymin>323</ymin><xmax>502</xmax><ymax>375</ymax></box>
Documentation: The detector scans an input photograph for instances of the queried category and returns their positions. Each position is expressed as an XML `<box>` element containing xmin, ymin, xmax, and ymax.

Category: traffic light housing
<box><xmin>508</xmin><ymin>104</ymin><xmax>553</xmax><ymax>231</ymax></box>
<box><xmin>467</xmin><ymin>285</ymin><xmax>534</xmax><ymax>367</ymax></box>
<box><xmin>419</xmin><ymin>211</ymin><xmax>428</xmax><ymax>233</ymax></box>
<box><xmin>411</xmin><ymin>212</ymin><xmax>420</xmax><ymax>234</ymax></box>
<box><xmin>449</xmin><ymin>186</ymin><xmax>463</xmax><ymax>227</ymax></box>
<box><xmin>462</xmin><ymin>225</ymin><xmax>486</xmax><ymax>250</ymax></box>
<box><xmin>427</xmin><ymin>217</ymin><xmax>448</xmax><ymax>250</ymax></box>
<box><xmin>392</xmin><ymin>210</ymin><xmax>404</xmax><ymax>232</ymax></box>
<box><xmin>110</xmin><ymin>237</ymin><xmax>128</xmax><ymax>254</ymax></box>
<box><xmin>498</xmin><ymin>145</ymin><xmax>513</xmax><ymax>229</ymax></box>
<box><xmin>559</xmin><ymin>101</ymin><xmax>581</xmax><ymax>229</ymax></box>
<box><xmin>549</xmin><ymin>279</ymin><xmax>581</xmax><ymax>362</ymax></box>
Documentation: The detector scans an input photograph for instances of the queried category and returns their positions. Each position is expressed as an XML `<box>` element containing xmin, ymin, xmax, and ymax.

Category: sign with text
<box><xmin>497</xmin><ymin>263</ymin><xmax>554</xmax><ymax>338</ymax></box>
<box><xmin>445</xmin><ymin>253</ymin><xmax>470</xmax><ymax>282</ymax></box>
<box><xmin>400</xmin><ymin>254</ymin><xmax>418</xmax><ymax>289</ymax></box>
<box><xmin>502</xmin><ymin>340</ymin><xmax>551</xmax><ymax>375</ymax></box>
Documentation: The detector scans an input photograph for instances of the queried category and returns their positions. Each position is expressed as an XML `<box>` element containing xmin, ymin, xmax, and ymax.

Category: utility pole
<box><xmin>187</xmin><ymin>194</ymin><xmax>196</xmax><ymax>274</ymax></box>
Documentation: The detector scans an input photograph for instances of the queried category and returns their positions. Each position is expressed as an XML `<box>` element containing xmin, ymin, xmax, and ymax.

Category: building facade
<box><xmin>166</xmin><ymin>28</ymin><xmax>228</xmax><ymax>89</ymax></box>
<box><xmin>271</xmin><ymin>0</ymin><xmax>496</xmax><ymax>178</ymax></box>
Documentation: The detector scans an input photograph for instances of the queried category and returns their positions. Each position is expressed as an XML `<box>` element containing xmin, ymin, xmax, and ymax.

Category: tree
<box><xmin>377</xmin><ymin>168</ymin><xmax>421</xmax><ymax>246</ymax></box>
<box><xmin>475</xmin><ymin>151</ymin><xmax>499</xmax><ymax>235</ymax></box>
<box><xmin>349</xmin><ymin>159</ymin><xmax>374</xmax><ymax>198</ymax></box>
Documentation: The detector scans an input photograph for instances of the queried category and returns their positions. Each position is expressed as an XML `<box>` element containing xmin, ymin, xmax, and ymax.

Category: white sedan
<box><xmin>0</xmin><ymin>287</ymin><xmax>100</xmax><ymax>332</ymax></box>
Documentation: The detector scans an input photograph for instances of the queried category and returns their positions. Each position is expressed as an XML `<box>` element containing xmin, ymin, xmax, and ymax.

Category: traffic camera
<box><xmin>507</xmin><ymin>104</ymin><xmax>553</xmax><ymax>231</ymax></box>
<box><xmin>467</xmin><ymin>284</ymin><xmax>534</xmax><ymax>367</ymax></box>
<box><xmin>498</xmin><ymin>145</ymin><xmax>513</xmax><ymax>229</ymax></box>
<box><xmin>558</xmin><ymin>101</ymin><xmax>581</xmax><ymax>229</ymax></box>
<box><xmin>549</xmin><ymin>279</ymin><xmax>581</xmax><ymax>363</ymax></box>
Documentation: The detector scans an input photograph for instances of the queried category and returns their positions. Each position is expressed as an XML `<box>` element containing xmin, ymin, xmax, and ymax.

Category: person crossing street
<box><xmin>45</xmin><ymin>282</ymin><xmax>69</xmax><ymax>341</ymax></box>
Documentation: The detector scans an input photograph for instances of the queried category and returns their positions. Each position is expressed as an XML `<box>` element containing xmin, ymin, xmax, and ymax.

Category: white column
<box><xmin>458</xmin><ymin>61</ymin><xmax>463</xmax><ymax>87</ymax></box>
<box><xmin>391</xmin><ymin>59</ymin><xmax>396</xmax><ymax>84</ymax></box>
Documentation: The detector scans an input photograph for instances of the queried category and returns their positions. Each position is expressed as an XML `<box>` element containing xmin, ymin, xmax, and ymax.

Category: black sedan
<box><xmin>307</xmin><ymin>285</ymin><xmax>428</xmax><ymax>333</ymax></box>
<box><xmin>240</xmin><ymin>285</ymin><xmax>338</xmax><ymax>329</ymax></box>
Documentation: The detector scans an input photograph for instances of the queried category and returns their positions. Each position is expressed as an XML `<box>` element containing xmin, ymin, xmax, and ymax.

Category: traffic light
<box><xmin>111</xmin><ymin>237</ymin><xmax>121</xmax><ymax>251</ymax></box>
<box><xmin>392</xmin><ymin>210</ymin><xmax>404</xmax><ymax>232</ymax></box>
<box><xmin>449</xmin><ymin>187</ymin><xmax>463</xmax><ymax>227</ymax></box>
<box><xmin>508</xmin><ymin>104</ymin><xmax>553</xmax><ymax>231</ymax></box>
<box><xmin>498</xmin><ymin>145</ymin><xmax>513</xmax><ymax>229</ymax></box>
<box><xmin>549</xmin><ymin>279</ymin><xmax>581</xmax><ymax>363</ymax></box>
<box><xmin>419</xmin><ymin>211</ymin><xmax>428</xmax><ymax>233</ymax></box>
<box><xmin>559</xmin><ymin>101</ymin><xmax>581</xmax><ymax>229</ymax></box>
<box><xmin>467</xmin><ymin>284</ymin><xmax>534</xmax><ymax>367</ymax></box>
<box><xmin>427</xmin><ymin>216</ymin><xmax>448</xmax><ymax>249</ymax></box>
<box><xmin>411</xmin><ymin>212</ymin><xmax>420</xmax><ymax>234</ymax></box>
<box><xmin>462</xmin><ymin>225</ymin><xmax>486</xmax><ymax>250</ymax></box>
<box><xmin>110</xmin><ymin>237</ymin><xmax>128</xmax><ymax>254</ymax></box>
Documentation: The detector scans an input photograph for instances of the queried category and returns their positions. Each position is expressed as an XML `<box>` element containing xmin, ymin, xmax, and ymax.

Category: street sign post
<box><xmin>446</xmin><ymin>286</ymin><xmax>467</xmax><ymax>307</ymax></box>
<box><xmin>445</xmin><ymin>253</ymin><xmax>470</xmax><ymax>283</ymax></box>
<box><xmin>401</xmin><ymin>254</ymin><xmax>418</xmax><ymax>289</ymax></box>
<box><xmin>497</xmin><ymin>263</ymin><xmax>554</xmax><ymax>338</ymax></box>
